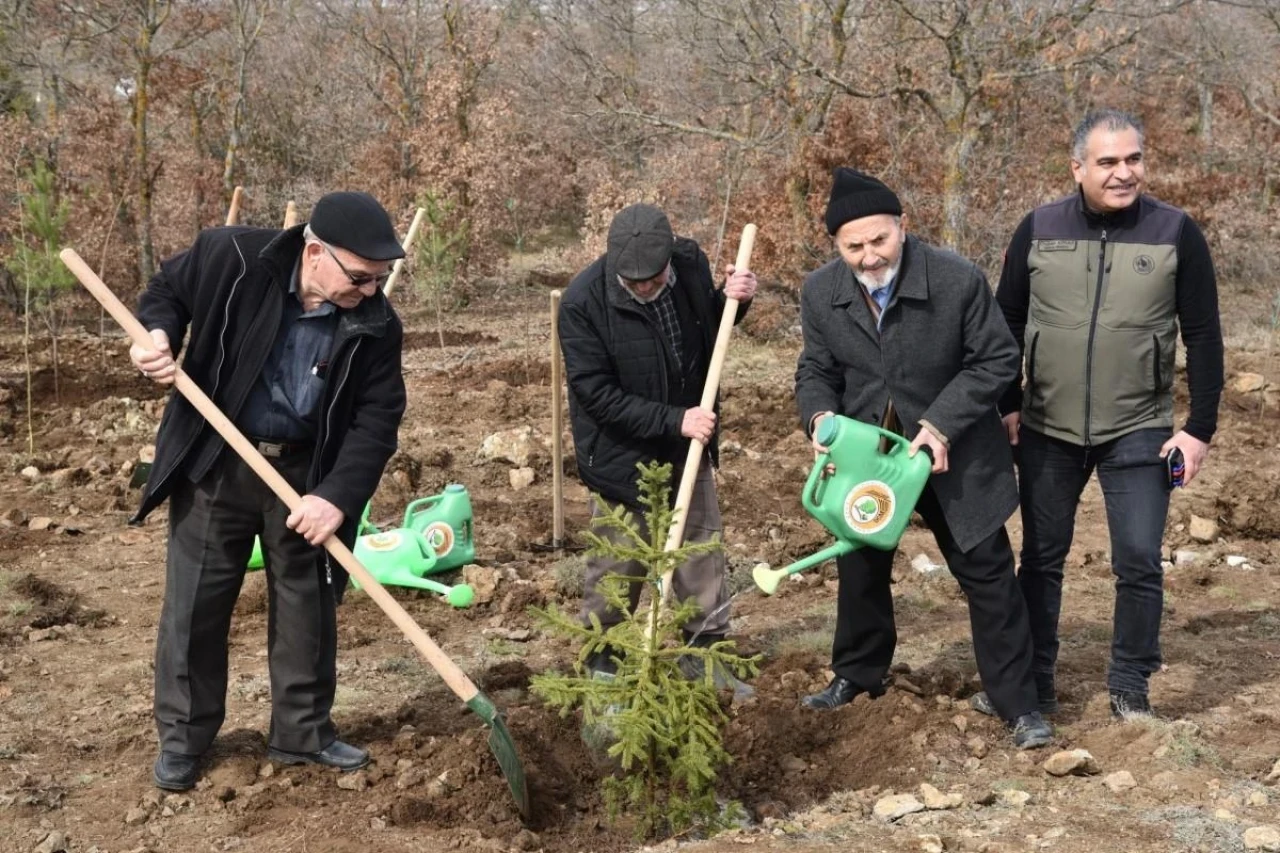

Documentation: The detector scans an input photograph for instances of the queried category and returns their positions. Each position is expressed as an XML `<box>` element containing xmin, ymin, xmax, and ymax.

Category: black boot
<box><xmin>802</xmin><ymin>677</ymin><xmax>869</xmax><ymax>710</ymax></box>
<box><xmin>153</xmin><ymin>751</ymin><xmax>201</xmax><ymax>791</ymax></box>
<box><xmin>679</xmin><ymin>632</ymin><xmax>755</xmax><ymax>701</ymax></box>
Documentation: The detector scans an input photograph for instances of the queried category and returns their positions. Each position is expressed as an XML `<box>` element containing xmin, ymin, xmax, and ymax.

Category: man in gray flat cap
<box><xmin>558</xmin><ymin>203</ymin><xmax>757</xmax><ymax>696</ymax></box>
<box><xmin>131</xmin><ymin>191</ymin><xmax>407</xmax><ymax>791</ymax></box>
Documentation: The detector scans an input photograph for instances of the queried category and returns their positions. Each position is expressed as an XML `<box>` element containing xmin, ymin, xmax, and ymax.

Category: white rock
<box><xmin>1174</xmin><ymin>549</ymin><xmax>1201</xmax><ymax>565</ymax></box>
<box><xmin>1243</xmin><ymin>826</ymin><xmax>1280</xmax><ymax>852</ymax></box>
<box><xmin>1226</xmin><ymin>555</ymin><xmax>1249</xmax><ymax>567</ymax></box>
<box><xmin>999</xmin><ymin>789</ymin><xmax>1033</xmax><ymax>807</ymax></box>
<box><xmin>21</xmin><ymin>466</ymin><xmax>39</xmax><ymax>480</ymax></box>
<box><xmin>1188</xmin><ymin>515</ymin><xmax>1219</xmax><ymax>543</ymax></box>
<box><xmin>1267</xmin><ymin>757</ymin><xmax>1280</xmax><ymax>782</ymax></box>
<box><xmin>34</xmin><ymin>832</ymin><xmax>69</xmax><ymax>853</ymax></box>
<box><xmin>1233</xmin><ymin>373</ymin><xmax>1267</xmax><ymax>393</ymax></box>
<box><xmin>873</xmin><ymin>793</ymin><xmax>925</xmax><ymax>823</ymax></box>
<box><xmin>1104</xmin><ymin>770</ymin><xmax>1137</xmax><ymax>792</ymax></box>
<box><xmin>337</xmin><ymin>771</ymin><xmax>369</xmax><ymax>791</ymax></box>
<box><xmin>918</xmin><ymin>834</ymin><xmax>945</xmax><ymax>853</ymax></box>
<box><xmin>1215</xmin><ymin>808</ymin><xmax>1238</xmax><ymax>821</ymax></box>
<box><xmin>911</xmin><ymin>554</ymin><xmax>945</xmax><ymax>574</ymax></box>
<box><xmin>479</xmin><ymin>426</ymin><xmax>534</xmax><ymax>467</ymax></box>
<box><xmin>919</xmin><ymin>783</ymin><xmax>963</xmax><ymax>810</ymax></box>
<box><xmin>462</xmin><ymin>565</ymin><xmax>501</xmax><ymax>604</ymax></box>
<box><xmin>1044</xmin><ymin>749</ymin><xmax>1101</xmax><ymax>777</ymax></box>
<box><xmin>1250</xmin><ymin>791</ymin><xmax>1270</xmax><ymax>806</ymax></box>
<box><xmin>508</xmin><ymin>467</ymin><xmax>536</xmax><ymax>491</ymax></box>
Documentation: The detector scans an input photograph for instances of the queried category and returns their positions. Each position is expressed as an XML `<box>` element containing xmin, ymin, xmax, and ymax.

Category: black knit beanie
<box><xmin>824</xmin><ymin>168</ymin><xmax>903</xmax><ymax>236</ymax></box>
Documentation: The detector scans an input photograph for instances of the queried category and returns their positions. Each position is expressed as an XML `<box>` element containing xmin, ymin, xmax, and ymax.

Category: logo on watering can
<box><xmin>843</xmin><ymin>481</ymin><xmax>895</xmax><ymax>534</ymax></box>
<box><xmin>362</xmin><ymin>531</ymin><xmax>403</xmax><ymax>552</ymax></box>
<box><xmin>423</xmin><ymin>522</ymin><xmax>455</xmax><ymax>557</ymax></box>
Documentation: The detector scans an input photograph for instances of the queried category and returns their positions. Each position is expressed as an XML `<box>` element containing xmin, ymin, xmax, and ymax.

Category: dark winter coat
<box><xmin>795</xmin><ymin>235</ymin><xmax>1019</xmax><ymax>552</ymax></box>
<box><xmin>558</xmin><ymin>237</ymin><xmax>747</xmax><ymax>507</ymax></box>
<box><xmin>133</xmin><ymin>225</ymin><xmax>406</xmax><ymax>586</ymax></box>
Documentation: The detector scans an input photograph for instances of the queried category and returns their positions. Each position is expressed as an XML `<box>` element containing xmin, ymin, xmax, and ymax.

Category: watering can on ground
<box><xmin>753</xmin><ymin>415</ymin><xmax>932</xmax><ymax>594</ymax></box>
<box><xmin>246</xmin><ymin>504</ymin><xmax>474</xmax><ymax>607</ymax></box>
<box><xmin>403</xmin><ymin>484</ymin><xmax>476</xmax><ymax>573</ymax></box>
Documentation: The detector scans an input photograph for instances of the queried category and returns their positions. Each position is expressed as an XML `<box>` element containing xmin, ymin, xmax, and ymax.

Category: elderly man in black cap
<box><xmin>130</xmin><ymin>191</ymin><xmax>408</xmax><ymax>790</ymax></box>
<box><xmin>794</xmin><ymin>169</ymin><xmax>1052</xmax><ymax>749</ymax></box>
<box><xmin>558</xmin><ymin>203</ymin><xmax>757</xmax><ymax>697</ymax></box>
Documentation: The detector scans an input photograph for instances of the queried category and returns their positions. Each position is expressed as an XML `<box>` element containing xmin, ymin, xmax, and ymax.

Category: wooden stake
<box><xmin>225</xmin><ymin>186</ymin><xmax>244</xmax><ymax>226</ymax></box>
<box><xmin>382</xmin><ymin>207</ymin><xmax>427</xmax><ymax>299</ymax></box>
<box><xmin>550</xmin><ymin>289</ymin><xmax>564</xmax><ymax>548</ymax></box>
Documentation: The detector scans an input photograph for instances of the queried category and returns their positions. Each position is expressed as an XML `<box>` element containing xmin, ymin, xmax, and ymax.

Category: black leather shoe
<box><xmin>1009</xmin><ymin>711</ymin><xmax>1054</xmax><ymax>749</ymax></box>
<box><xmin>268</xmin><ymin>739</ymin><xmax>370</xmax><ymax>771</ymax></box>
<box><xmin>970</xmin><ymin>686</ymin><xmax>1059</xmax><ymax>717</ymax></box>
<box><xmin>1109</xmin><ymin>691</ymin><xmax>1153</xmax><ymax>719</ymax></box>
<box><xmin>153</xmin><ymin>751</ymin><xmax>200</xmax><ymax>791</ymax></box>
<box><xmin>802</xmin><ymin>676</ymin><xmax>869</xmax><ymax>710</ymax></box>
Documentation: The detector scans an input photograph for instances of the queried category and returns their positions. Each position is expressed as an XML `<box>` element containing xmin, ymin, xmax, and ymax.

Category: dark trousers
<box><xmin>832</xmin><ymin>484</ymin><xmax>1039</xmax><ymax>719</ymax></box>
<box><xmin>1016</xmin><ymin>426</ymin><xmax>1171</xmax><ymax>696</ymax></box>
<box><xmin>154</xmin><ymin>451</ymin><xmax>338</xmax><ymax>756</ymax></box>
<box><xmin>581</xmin><ymin>465</ymin><xmax>729</xmax><ymax>636</ymax></box>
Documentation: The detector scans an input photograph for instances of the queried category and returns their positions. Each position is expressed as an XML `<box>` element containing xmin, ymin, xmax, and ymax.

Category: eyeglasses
<box><xmin>320</xmin><ymin>242</ymin><xmax>392</xmax><ymax>288</ymax></box>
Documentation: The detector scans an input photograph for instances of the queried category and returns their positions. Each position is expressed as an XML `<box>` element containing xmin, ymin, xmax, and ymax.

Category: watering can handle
<box><xmin>402</xmin><ymin>495</ymin><xmax>443</xmax><ymax>529</ymax></box>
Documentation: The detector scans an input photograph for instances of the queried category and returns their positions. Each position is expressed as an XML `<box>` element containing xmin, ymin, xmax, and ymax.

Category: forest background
<box><xmin>0</xmin><ymin>0</ymin><xmax>1277</xmax><ymax>321</ymax></box>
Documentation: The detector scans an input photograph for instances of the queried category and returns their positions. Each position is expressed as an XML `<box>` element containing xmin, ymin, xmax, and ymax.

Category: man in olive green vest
<box><xmin>986</xmin><ymin>109</ymin><xmax>1224</xmax><ymax>720</ymax></box>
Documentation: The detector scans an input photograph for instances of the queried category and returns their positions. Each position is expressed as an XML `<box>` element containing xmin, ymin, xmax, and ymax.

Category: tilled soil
<box><xmin>1</xmin><ymin>284</ymin><xmax>1278</xmax><ymax>853</ymax></box>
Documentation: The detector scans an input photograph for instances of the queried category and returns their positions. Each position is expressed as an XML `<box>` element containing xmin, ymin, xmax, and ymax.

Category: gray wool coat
<box><xmin>795</xmin><ymin>235</ymin><xmax>1020</xmax><ymax>553</ymax></box>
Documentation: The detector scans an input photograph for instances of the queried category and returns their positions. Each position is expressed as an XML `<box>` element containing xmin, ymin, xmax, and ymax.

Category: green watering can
<box><xmin>247</xmin><ymin>503</ymin><xmax>474</xmax><ymax>608</ymax></box>
<box><xmin>753</xmin><ymin>415</ymin><xmax>932</xmax><ymax>594</ymax></box>
<box><xmin>402</xmin><ymin>484</ymin><xmax>476</xmax><ymax>573</ymax></box>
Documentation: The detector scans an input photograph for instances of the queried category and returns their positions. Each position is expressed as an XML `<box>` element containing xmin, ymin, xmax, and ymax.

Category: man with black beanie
<box><xmin>795</xmin><ymin>168</ymin><xmax>1052</xmax><ymax>749</ymax></box>
<box><xmin>131</xmin><ymin>190</ymin><xmax>407</xmax><ymax>790</ymax></box>
<box><xmin>558</xmin><ymin>203</ymin><xmax>757</xmax><ymax>698</ymax></box>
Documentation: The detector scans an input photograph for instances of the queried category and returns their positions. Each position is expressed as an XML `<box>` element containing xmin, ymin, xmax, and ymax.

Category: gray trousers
<box><xmin>154</xmin><ymin>451</ymin><xmax>338</xmax><ymax>756</ymax></box>
<box><xmin>581</xmin><ymin>465</ymin><xmax>729</xmax><ymax>636</ymax></box>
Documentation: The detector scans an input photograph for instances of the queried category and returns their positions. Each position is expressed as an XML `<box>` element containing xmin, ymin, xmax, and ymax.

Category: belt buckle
<box><xmin>258</xmin><ymin>441</ymin><xmax>284</xmax><ymax>458</ymax></box>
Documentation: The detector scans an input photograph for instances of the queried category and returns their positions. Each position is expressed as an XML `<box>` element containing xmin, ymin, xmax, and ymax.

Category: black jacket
<box><xmin>795</xmin><ymin>236</ymin><xmax>1019</xmax><ymax>552</ymax></box>
<box><xmin>134</xmin><ymin>225</ymin><xmax>406</xmax><ymax>583</ymax></box>
<box><xmin>559</xmin><ymin>238</ymin><xmax>747</xmax><ymax>507</ymax></box>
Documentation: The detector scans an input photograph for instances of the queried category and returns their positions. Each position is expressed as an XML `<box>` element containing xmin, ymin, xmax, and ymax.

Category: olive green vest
<box><xmin>1022</xmin><ymin>194</ymin><xmax>1186</xmax><ymax>446</ymax></box>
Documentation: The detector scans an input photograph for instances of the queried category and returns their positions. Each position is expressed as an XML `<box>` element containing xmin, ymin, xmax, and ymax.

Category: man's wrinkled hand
<box><xmin>131</xmin><ymin>328</ymin><xmax>176</xmax><ymax>385</ymax></box>
<box><xmin>1002</xmin><ymin>411</ymin><xmax>1021</xmax><ymax>446</ymax></box>
<box><xmin>909</xmin><ymin>426</ymin><xmax>949</xmax><ymax>474</ymax></box>
<box><xmin>681</xmin><ymin>406</ymin><xmax>717</xmax><ymax>445</ymax></box>
<box><xmin>1161</xmin><ymin>430</ymin><xmax>1209</xmax><ymax>486</ymax></box>
<box><xmin>286</xmin><ymin>495</ymin><xmax>345</xmax><ymax>546</ymax></box>
<box><xmin>810</xmin><ymin>411</ymin><xmax>835</xmax><ymax>455</ymax></box>
<box><xmin>722</xmin><ymin>264</ymin><xmax>757</xmax><ymax>302</ymax></box>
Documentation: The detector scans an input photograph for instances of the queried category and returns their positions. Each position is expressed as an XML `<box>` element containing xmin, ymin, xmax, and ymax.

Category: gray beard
<box><xmin>854</xmin><ymin>259</ymin><xmax>900</xmax><ymax>293</ymax></box>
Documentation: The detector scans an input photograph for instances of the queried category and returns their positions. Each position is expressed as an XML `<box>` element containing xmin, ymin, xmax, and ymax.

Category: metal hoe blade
<box><xmin>467</xmin><ymin>693</ymin><xmax>530</xmax><ymax>819</ymax></box>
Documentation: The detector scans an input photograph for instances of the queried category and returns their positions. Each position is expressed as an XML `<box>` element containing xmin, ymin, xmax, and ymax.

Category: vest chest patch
<box><xmin>1037</xmin><ymin>240</ymin><xmax>1077</xmax><ymax>251</ymax></box>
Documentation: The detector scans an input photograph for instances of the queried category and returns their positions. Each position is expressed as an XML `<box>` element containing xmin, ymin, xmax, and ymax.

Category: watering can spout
<box><xmin>753</xmin><ymin>540</ymin><xmax>859</xmax><ymax>595</ymax></box>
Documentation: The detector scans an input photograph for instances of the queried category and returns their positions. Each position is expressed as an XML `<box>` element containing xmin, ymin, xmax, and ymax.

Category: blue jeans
<box><xmin>1016</xmin><ymin>426</ymin><xmax>1171</xmax><ymax>696</ymax></box>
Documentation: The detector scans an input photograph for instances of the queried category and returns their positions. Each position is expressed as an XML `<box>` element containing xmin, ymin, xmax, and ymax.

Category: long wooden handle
<box><xmin>550</xmin><ymin>290</ymin><xmax>564</xmax><ymax>546</ymax></box>
<box><xmin>59</xmin><ymin>247</ymin><xmax>482</xmax><ymax>704</ymax></box>
<box><xmin>225</xmin><ymin>186</ymin><xmax>244</xmax><ymax>226</ymax></box>
<box><xmin>659</xmin><ymin>224</ymin><xmax>757</xmax><ymax>599</ymax></box>
<box><xmin>382</xmin><ymin>207</ymin><xmax>427</xmax><ymax>298</ymax></box>
<box><xmin>282</xmin><ymin>201</ymin><xmax>299</xmax><ymax>229</ymax></box>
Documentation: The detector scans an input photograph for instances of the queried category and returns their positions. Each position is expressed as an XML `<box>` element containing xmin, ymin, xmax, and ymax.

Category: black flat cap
<box><xmin>309</xmin><ymin>191</ymin><xmax>405</xmax><ymax>261</ymax></box>
<box><xmin>607</xmin><ymin>203</ymin><xmax>674</xmax><ymax>280</ymax></box>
